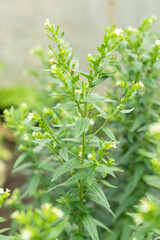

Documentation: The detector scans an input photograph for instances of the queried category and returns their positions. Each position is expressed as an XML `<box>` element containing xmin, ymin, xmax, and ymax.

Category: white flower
<box><xmin>24</xmin><ymin>134</ymin><xmax>29</xmax><ymax>141</ymax></box>
<box><xmin>21</xmin><ymin>103</ymin><xmax>27</xmax><ymax>108</ymax></box>
<box><xmin>21</xmin><ymin>229</ymin><xmax>32</xmax><ymax>240</ymax></box>
<box><xmin>41</xmin><ymin>203</ymin><xmax>51</xmax><ymax>210</ymax></box>
<box><xmin>52</xmin><ymin>207</ymin><xmax>64</xmax><ymax>218</ymax></box>
<box><xmin>11</xmin><ymin>210</ymin><xmax>19</xmax><ymax>219</ymax></box>
<box><xmin>128</xmin><ymin>26</ymin><xmax>133</xmax><ymax>31</ymax></box>
<box><xmin>134</xmin><ymin>214</ymin><xmax>143</xmax><ymax>225</ymax></box>
<box><xmin>149</xmin><ymin>122</ymin><xmax>160</xmax><ymax>134</ymax></box>
<box><xmin>88</xmin><ymin>153</ymin><xmax>93</xmax><ymax>159</ymax></box>
<box><xmin>0</xmin><ymin>188</ymin><xmax>4</xmax><ymax>194</ymax></box>
<box><xmin>114</xmin><ymin>28</ymin><xmax>123</xmax><ymax>36</ymax></box>
<box><xmin>43</xmin><ymin>107</ymin><xmax>48</xmax><ymax>113</ymax></box>
<box><xmin>139</xmin><ymin>81</ymin><xmax>144</xmax><ymax>88</ymax></box>
<box><xmin>44</xmin><ymin>18</ymin><xmax>50</xmax><ymax>26</ymax></box>
<box><xmin>127</xmin><ymin>26</ymin><xmax>138</xmax><ymax>33</ymax></box>
<box><xmin>28</xmin><ymin>113</ymin><xmax>33</xmax><ymax>120</ymax></box>
<box><xmin>139</xmin><ymin>201</ymin><xmax>150</xmax><ymax>213</ymax></box>
<box><xmin>88</xmin><ymin>53</ymin><xmax>91</xmax><ymax>57</ymax></box>
<box><xmin>32</xmin><ymin>131</ymin><xmax>37</xmax><ymax>137</ymax></box>
<box><xmin>6</xmin><ymin>188</ymin><xmax>11</xmax><ymax>193</ymax></box>
<box><xmin>155</xmin><ymin>40</ymin><xmax>160</xmax><ymax>46</ymax></box>
<box><xmin>90</xmin><ymin>119</ymin><xmax>94</xmax><ymax>126</ymax></box>
<box><xmin>75</xmin><ymin>89</ymin><xmax>81</xmax><ymax>94</ymax></box>
<box><xmin>132</xmin><ymin>238</ymin><xmax>137</xmax><ymax>240</ymax></box>
<box><xmin>112</xmin><ymin>142</ymin><xmax>117</xmax><ymax>148</ymax></box>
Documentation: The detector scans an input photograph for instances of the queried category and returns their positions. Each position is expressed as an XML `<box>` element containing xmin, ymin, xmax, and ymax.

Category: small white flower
<box><xmin>88</xmin><ymin>153</ymin><xmax>93</xmax><ymax>159</ymax></box>
<box><xmin>32</xmin><ymin>131</ymin><xmax>37</xmax><ymax>137</ymax></box>
<box><xmin>134</xmin><ymin>214</ymin><xmax>143</xmax><ymax>225</ymax></box>
<box><xmin>75</xmin><ymin>89</ymin><xmax>81</xmax><ymax>94</ymax></box>
<box><xmin>21</xmin><ymin>229</ymin><xmax>32</xmax><ymax>240</ymax></box>
<box><xmin>132</xmin><ymin>238</ymin><xmax>137</xmax><ymax>240</ymax></box>
<box><xmin>52</xmin><ymin>207</ymin><xmax>64</xmax><ymax>218</ymax></box>
<box><xmin>90</xmin><ymin>119</ymin><xmax>94</xmax><ymax>126</ymax></box>
<box><xmin>155</xmin><ymin>40</ymin><xmax>160</xmax><ymax>46</ymax></box>
<box><xmin>112</xmin><ymin>142</ymin><xmax>117</xmax><ymax>148</ymax></box>
<box><xmin>139</xmin><ymin>81</ymin><xmax>144</xmax><ymax>88</ymax></box>
<box><xmin>88</xmin><ymin>53</ymin><xmax>92</xmax><ymax>57</ymax></box>
<box><xmin>114</xmin><ymin>28</ymin><xmax>123</xmax><ymax>36</ymax></box>
<box><xmin>149</xmin><ymin>122</ymin><xmax>160</xmax><ymax>134</ymax></box>
<box><xmin>0</xmin><ymin>188</ymin><xmax>5</xmax><ymax>194</ymax></box>
<box><xmin>43</xmin><ymin>107</ymin><xmax>48</xmax><ymax>113</ymax></box>
<box><xmin>24</xmin><ymin>134</ymin><xmax>29</xmax><ymax>141</ymax></box>
<box><xmin>6</xmin><ymin>188</ymin><xmax>11</xmax><ymax>192</ymax></box>
<box><xmin>127</xmin><ymin>26</ymin><xmax>138</xmax><ymax>33</ymax></box>
<box><xmin>28</xmin><ymin>113</ymin><xmax>33</xmax><ymax>120</ymax></box>
<box><xmin>128</xmin><ymin>26</ymin><xmax>133</xmax><ymax>31</ymax></box>
<box><xmin>139</xmin><ymin>202</ymin><xmax>150</xmax><ymax>213</ymax></box>
<box><xmin>11</xmin><ymin>210</ymin><xmax>19</xmax><ymax>219</ymax></box>
<box><xmin>44</xmin><ymin>18</ymin><xmax>50</xmax><ymax>26</ymax></box>
<box><xmin>41</xmin><ymin>203</ymin><xmax>51</xmax><ymax>210</ymax></box>
<box><xmin>21</xmin><ymin>103</ymin><xmax>27</xmax><ymax>108</ymax></box>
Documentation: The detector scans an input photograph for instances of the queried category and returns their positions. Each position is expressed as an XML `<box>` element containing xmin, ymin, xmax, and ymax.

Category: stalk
<box><xmin>78</xmin><ymin>104</ymin><xmax>86</xmax><ymax>233</ymax></box>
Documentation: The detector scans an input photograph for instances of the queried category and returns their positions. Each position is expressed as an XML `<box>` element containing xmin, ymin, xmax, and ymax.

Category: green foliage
<box><xmin>0</xmin><ymin>188</ymin><xmax>15</xmax><ymax>240</ymax></box>
<box><xmin>4</xmin><ymin>17</ymin><xmax>158</xmax><ymax>240</ymax></box>
<box><xmin>103</xmin><ymin>15</ymin><xmax>160</xmax><ymax>239</ymax></box>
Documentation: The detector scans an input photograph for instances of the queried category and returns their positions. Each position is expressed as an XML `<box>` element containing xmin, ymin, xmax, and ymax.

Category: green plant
<box><xmin>102</xmin><ymin>16</ymin><xmax>160</xmax><ymax>239</ymax></box>
<box><xmin>0</xmin><ymin>188</ymin><xmax>15</xmax><ymax>240</ymax></box>
<box><xmin>3</xmin><ymin>19</ymin><xmax>144</xmax><ymax>239</ymax></box>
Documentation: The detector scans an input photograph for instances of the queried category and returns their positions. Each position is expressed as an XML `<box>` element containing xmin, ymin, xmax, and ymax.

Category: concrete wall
<box><xmin>0</xmin><ymin>0</ymin><xmax>160</xmax><ymax>86</ymax></box>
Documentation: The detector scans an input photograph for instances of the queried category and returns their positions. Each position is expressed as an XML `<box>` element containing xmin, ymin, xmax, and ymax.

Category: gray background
<box><xmin>0</xmin><ymin>0</ymin><xmax>160</xmax><ymax>87</ymax></box>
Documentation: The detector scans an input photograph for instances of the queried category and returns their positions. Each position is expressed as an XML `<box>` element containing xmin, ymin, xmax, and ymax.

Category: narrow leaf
<box><xmin>82</xmin><ymin>214</ymin><xmax>99</xmax><ymax>240</ymax></box>
<box><xmin>59</xmin><ymin>147</ymin><xmax>68</xmax><ymax>161</ymax></box>
<box><xmin>51</xmin><ymin>159</ymin><xmax>81</xmax><ymax>182</ymax></box>
<box><xmin>102</xmin><ymin>127</ymin><xmax>117</xmax><ymax>142</ymax></box>
<box><xmin>75</xmin><ymin>118</ymin><xmax>90</xmax><ymax>137</ymax></box>
<box><xmin>120</xmin><ymin>108</ymin><xmax>134</xmax><ymax>113</ymax></box>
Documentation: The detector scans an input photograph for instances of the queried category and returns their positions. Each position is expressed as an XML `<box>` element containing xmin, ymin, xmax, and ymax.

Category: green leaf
<box><xmin>79</xmin><ymin>71</ymin><xmax>93</xmax><ymax>80</ymax></box>
<box><xmin>75</xmin><ymin>118</ymin><xmax>90</xmax><ymax>137</ymax></box>
<box><xmin>120</xmin><ymin>108</ymin><xmax>134</xmax><ymax>113</ymax></box>
<box><xmin>29</xmin><ymin>174</ymin><xmax>41</xmax><ymax>196</ymax></box>
<box><xmin>90</xmin><ymin>181</ymin><xmax>110</xmax><ymax>208</ymax></box>
<box><xmin>95</xmin><ymin>165</ymin><xmax>116</xmax><ymax>178</ymax></box>
<box><xmin>0</xmin><ymin>228</ymin><xmax>10</xmax><ymax>234</ymax></box>
<box><xmin>59</xmin><ymin>147</ymin><xmax>68</xmax><ymax>161</ymax></box>
<box><xmin>0</xmin><ymin>235</ymin><xmax>15</xmax><ymax>240</ymax></box>
<box><xmin>0</xmin><ymin>217</ymin><xmax>6</xmax><ymax>223</ymax></box>
<box><xmin>14</xmin><ymin>153</ymin><xmax>28</xmax><ymax>169</ymax></box>
<box><xmin>94</xmin><ymin>218</ymin><xmax>111</xmax><ymax>233</ymax></box>
<box><xmin>93</xmin><ymin>103</ymin><xmax>108</xmax><ymax>119</ymax></box>
<box><xmin>138</xmin><ymin>149</ymin><xmax>156</xmax><ymax>158</ymax></box>
<box><xmin>51</xmin><ymin>159</ymin><xmax>81</xmax><ymax>182</ymax></box>
<box><xmin>48</xmin><ymin>171</ymin><xmax>87</xmax><ymax>192</ymax></box>
<box><xmin>101</xmin><ymin>180</ymin><xmax>118</xmax><ymax>188</ymax></box>
<box><xmin>72</xmin><ymin>75</ymin><xmax>79</xmax><ymax>83</ymax></box>
<box><xmin>90</xmin><ymin>75</ymin><xmax>110</xmax><ymax>87</ymax></box>
<box><xmin>52</xmin><ymin>102</ymin><xmax>76</xmax><ymax>109</ymax></box>
<box><xmin>131</xmin><ymin>114</ymin><xmax>146</xmax><ymax>132</ymax></box>
<box><xmin>143</xmin><ymin>175</ymin><xmax>160</xmax><ymax>189</ymax></box>
<box><xmin>87</xmin><ymin>172</ymin><xmax>95</xmax><ymax>186</ymax></box>
<box><xmin>82</xmin><ymin>214</ymin><xmax>99</xmax><ymax>240</ymax></box>
<box><xmin>12</xmin><ymin>163</ymin><xmax>33</xmax><ymax>173</ymax></box>
<box><xmin>84</xmin><ymin>94</ymin><xmax>114</xmax><ymax>103</ymax></box>
<box><xmin>38</xmin><ymin>155</ymin><xmax>55</xmax><ymax>168</ymax></box>
<box><xmin>102</xmin><ymin>127</ymin><xmax>117</xmax><ymax>142</ymax></box>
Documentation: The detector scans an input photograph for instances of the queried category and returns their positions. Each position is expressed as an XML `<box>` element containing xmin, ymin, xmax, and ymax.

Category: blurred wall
<box><xmin>0</xmin><ymin>0</ymin><xmax>160</xmax><ymax>87</ymax></box>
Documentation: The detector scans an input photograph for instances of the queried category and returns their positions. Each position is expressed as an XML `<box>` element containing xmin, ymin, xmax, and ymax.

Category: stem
<box><xmin>78</xmin><ymin>105</ymin><xmax>86</xmax><ymax>233</ymax></box>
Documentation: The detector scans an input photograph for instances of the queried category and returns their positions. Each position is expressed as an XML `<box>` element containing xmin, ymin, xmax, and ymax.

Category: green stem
<box><xmin>78</xmin><ymin>105</ymin><xmax>86</xmax><ymax>233</ymax></box>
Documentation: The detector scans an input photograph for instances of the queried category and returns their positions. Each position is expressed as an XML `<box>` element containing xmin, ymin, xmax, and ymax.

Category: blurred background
<box><xmin>0</xmin><ymin>0</ymin><xmax>160</xmax><ymax>88</ymax></box>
